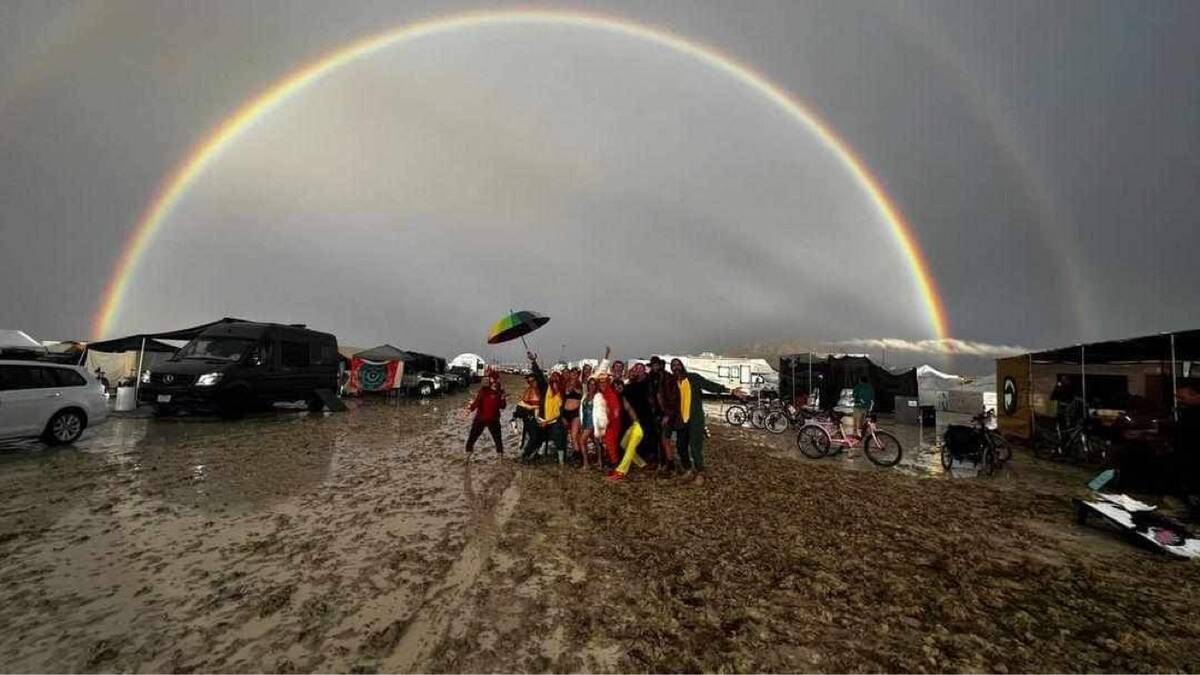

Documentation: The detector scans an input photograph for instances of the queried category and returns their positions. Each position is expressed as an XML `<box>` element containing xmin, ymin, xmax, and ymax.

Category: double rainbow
<box><xmin>91</xmin><ymin>9</ymin><xmax>949</xmax><ymax>340</ymax></box>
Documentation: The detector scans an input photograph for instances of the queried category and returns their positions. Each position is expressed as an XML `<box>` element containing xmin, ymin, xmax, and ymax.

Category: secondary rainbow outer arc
<box><xmin>91</xmin><ymin>9</ymin><xmax>950</xmax><ymax>341</ymax></box>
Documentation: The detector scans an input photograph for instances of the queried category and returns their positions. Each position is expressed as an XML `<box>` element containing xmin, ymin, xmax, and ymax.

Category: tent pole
<box><xmin>1028</xmin><ymin>354</ymin><xmax>1035</xmax><ymax>439</ymax></box>
<box><xmin>807</xmin><ymin>351</ymin><xmax>812</xmax><ymax>400</ymax></box>
<box><xmin>1080</xmin><ymin>345</ymin><xmax>1086</xmax><ymax>411</ymax></box>
<box><xmin>134</xmin><ymin>337</ymin><xmax>146</xmax><ymax>403</ymax></box>
<box><xmin>1171</xmin><ymin>332</ymin><xmax>1179</xmax><ymax>422</ymax></box>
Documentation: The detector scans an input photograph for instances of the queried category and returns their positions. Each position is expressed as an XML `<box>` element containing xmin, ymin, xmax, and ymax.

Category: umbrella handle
<box><xmin>521</xmin><ymin>335</ymin><xmax>530</xmax><ymax>352</ymax></box>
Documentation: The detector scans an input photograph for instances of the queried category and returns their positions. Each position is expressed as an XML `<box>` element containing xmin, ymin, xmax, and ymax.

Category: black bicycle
<box><xmin>1034</xmin><ymin>416</ymin><xmax>1104</xmax><ymax>464</ymax></box>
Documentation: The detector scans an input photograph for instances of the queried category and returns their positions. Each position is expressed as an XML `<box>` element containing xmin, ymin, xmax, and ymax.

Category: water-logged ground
<box><xmin>0</xmin><ymin>392</ymin><xmax>517</xmax><ymax>672</ymax></box>
<box><xmin>2</xmin><ymin>387</ymin><xmax>1200</xmax><ymax>672</ymax></box>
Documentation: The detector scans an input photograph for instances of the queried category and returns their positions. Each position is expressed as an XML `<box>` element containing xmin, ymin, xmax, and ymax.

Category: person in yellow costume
<box><xmin>608</xmin><ymin>391</ymin><xmax>648</xmax><ymax>481</ymax></box>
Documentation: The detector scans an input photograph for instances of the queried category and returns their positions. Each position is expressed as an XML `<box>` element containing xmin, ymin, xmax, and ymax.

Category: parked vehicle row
<box><xmin>3</xmin><ymin>320</ymin><xmax>469</xmax><ymax>446</ymax></box>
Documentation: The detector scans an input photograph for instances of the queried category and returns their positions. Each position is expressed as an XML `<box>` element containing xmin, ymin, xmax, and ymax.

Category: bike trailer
<box><xmin>943</xmin><ymin>424</ymin><xmax>979</xmax><ymax>457</ymax></box>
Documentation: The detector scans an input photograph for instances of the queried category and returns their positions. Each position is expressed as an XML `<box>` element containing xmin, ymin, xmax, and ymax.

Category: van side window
<box><xmin>281</xmin><ymin>341</ymin><xmax>310</xmax><ymax>368</ymax></box>
<box><xmin>310</xmin><ymin>340</ymin><xmax>335</xmax><ymax>365</ymax></box>
<box><xmin>47</xmin><ymin>368</ymin><xmax>86</xmax><ymax>387</ymax></box>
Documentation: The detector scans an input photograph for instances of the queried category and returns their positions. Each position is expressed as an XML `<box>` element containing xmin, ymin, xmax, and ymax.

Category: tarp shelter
<box><xmin>995</xmin><ymin>329</ymin><xmax>1200</xmax><ymax>440</ymax></box>
<box><xmin>84</xmin><ymin>337</ymin><xmax>180</xmax><ymax>384</ymax></box>
<box><xmin>0</xmin><ymin>329</ymin><xmax>44</xmax><ymax>351</ymax></box>
<box><xmin>86</xmin><ymin>317</ymin><xmax>253</xmax><ymax>395</ymax></box>
<box><xmin>779</xmin><ymin>354</ymin><xmax>916</xmax><ymax>413</ymax></box>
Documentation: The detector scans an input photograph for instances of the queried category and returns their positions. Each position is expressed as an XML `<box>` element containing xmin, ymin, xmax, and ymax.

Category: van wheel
<box><xmin>307</xmin><ymin>395</ymin><xmax>325</xmax><ymax>412</ymax></box>
<box><xmin>418</xmin><ymin>383</ymin><xmax>433</xmax><ymax>397</ymax></box>
<box><xmin>43</xmin><ymin>409</ymin><xmax>86</xmax><ymax>445</ymax></box>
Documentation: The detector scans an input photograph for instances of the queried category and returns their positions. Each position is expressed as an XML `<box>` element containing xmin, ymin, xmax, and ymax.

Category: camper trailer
<box><xmin>658</xmin><ymin>353</ymin><xmax>778</xmax><ymax>396</ymax></box>
<box><xmin>449</xmin><ymin>353</ymin><xmax>487</xmax><ymax>381</ymax></box>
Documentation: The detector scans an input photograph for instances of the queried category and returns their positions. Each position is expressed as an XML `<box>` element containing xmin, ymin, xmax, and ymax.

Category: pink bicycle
<box><xmin>795</xmin><ymin>409</ymin><xmax>903</xmax><ymax>467</ymax></box>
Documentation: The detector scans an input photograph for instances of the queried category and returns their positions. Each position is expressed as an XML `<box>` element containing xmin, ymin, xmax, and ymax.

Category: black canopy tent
<box><xmin>779</xmin><ymin>354</ymin><xmax>916</xmax><ymax>413</ymax></box>
<box><xmin>87</xmin><ymin>318</ymin><xmax>253</xmax><ymax>398</ymax></box>
<box><xmin>353</xmin><ymin>345</ymin><xmax>445</xmax><ymax>374</ymax></box>
<box><xmin>85</xmin><ymin>336</ymin><xmax>182</xmax><ymax>354</ymax></box>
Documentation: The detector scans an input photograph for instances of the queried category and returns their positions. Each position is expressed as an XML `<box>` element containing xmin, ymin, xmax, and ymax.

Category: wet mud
<box><xmin>0</xmin><ymin>393</ymin><xmax>516</xmax><ymax>673</ymax></box>
<box><xmin>430</xmin><ymin>417</ymin><xmax>1200</xmax><ymax>673</ymax></box>
<box><xmin>3</xmin><ymin>390</ymin><xmax>1200</xmax><ymax>672</ymax></box>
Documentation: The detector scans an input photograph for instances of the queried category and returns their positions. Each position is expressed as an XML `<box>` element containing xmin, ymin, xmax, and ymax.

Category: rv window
<box><xmin>741</xmin><ymin>368</ymin><xmax>752</xmax><ymax>384</ymax></box>
<box><xmin>281</xmin><ymin>341</ymin><xmax>310</xmax><ymax>368</ymax></box>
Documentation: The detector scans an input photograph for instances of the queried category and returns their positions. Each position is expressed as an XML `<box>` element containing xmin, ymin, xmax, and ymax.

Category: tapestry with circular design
<box><xmin>359</xmin><ymin>361</ymin><xmax>389</xmax><ymax>391</ymax></box>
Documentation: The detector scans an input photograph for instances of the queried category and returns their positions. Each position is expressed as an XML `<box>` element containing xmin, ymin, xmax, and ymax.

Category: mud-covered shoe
<box><xmin>607</xmin><ymin>470</ymin><xmax>625</xmax><ymax>482</ymax></box>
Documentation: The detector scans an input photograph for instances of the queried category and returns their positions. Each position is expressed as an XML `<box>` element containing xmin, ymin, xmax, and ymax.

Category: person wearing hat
<box><xmin>464</xmin><ymin>368</ymin><xmax>507</xmax><ymax>457</ymax></box>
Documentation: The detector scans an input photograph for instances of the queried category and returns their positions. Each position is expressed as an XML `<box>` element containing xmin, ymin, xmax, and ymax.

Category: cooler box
<box><xmin>115</xmin><ymin>386</ymin><xmax>137</xmax><ymax>412</ymax></box>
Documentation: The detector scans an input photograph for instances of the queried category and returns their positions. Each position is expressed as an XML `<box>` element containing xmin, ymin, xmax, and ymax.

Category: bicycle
<box><xmin>764</xmin><ymin>403</ymin><xmax>815</xmax><ymax>434</ymax></box>
<box><xmin>1034</xmin><ymin>416</ymin><xmax>1105</xmax><ymax>464</ymax></box>
<box><xmin>794</xmin><ymin>409</ymin><xmax>903</xmax><ymax>467</ymax></box>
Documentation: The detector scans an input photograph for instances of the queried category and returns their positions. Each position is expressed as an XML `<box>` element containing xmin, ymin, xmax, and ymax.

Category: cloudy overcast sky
<box><xmin>2</xmin><ymin>0</ymin><xmax>1196</xmax><ymax>368</ymax></box>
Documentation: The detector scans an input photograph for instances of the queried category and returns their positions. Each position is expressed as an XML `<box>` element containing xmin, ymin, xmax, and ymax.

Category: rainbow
<box><xmin>92</xmin><ymin>8</ymin><xmax>950</xmax><ymax>340</ymax></box>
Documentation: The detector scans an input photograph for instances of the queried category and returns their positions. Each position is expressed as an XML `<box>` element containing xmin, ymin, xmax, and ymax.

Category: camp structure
<box><xmin>778</xmin><ymin>353</ymin><xmax>917</xmax><ymax>413</ymax></box>
<box><xmin>917</xmin><ymin>365</ymin><xmax>998</xmax><ymax>414</ymax></box>
<box><xmin>994</xmin><ymin>329</ymin><xmax>1200</xmax><ymax>441</ymax></box>
<box><xmin>449</xmin><ymin>353</ymin><xmax>487</xmax><ymax>380</ymax></box>
<box><xmin>348</xmin><ymin>345</ymin><xmax>446</xmax><ymax>395</ymax></box>
<box><xmin>85</xmin><ymin>317</ymin><xmax>256</xmax><ymax>395</ymax></box>
<box><xmin>657</xmin><ymin>353</ymin><xmax>779</xmax><ymax>396</ymax></box>
<box><xmin>0</xmin><ymin>329</ymin><xmax>48</xmax><ymax>359</ymax></box>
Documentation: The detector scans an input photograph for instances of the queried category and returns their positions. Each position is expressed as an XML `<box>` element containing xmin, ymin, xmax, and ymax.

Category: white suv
<box><xmin>0</xmin><ymin>361</ymin><xmax>109</xmax><ymax>444</ymax></box>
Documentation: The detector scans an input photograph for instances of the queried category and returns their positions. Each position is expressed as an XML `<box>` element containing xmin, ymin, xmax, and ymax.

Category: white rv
<box><xmin>449</xmin><ymin>353</ymin><xmax>487</xmax><ymax>380</ymax></box>
<box><xmin>657</xmin><ymin>353</ymin><xmax>778</xmax><ymax>396</ymax></box>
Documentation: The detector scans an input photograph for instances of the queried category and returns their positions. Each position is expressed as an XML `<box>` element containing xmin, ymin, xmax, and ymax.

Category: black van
<box><xmin>138</xmin><ymin>322</ymin><xmax>339</xmax><ymax>416</ymax></box>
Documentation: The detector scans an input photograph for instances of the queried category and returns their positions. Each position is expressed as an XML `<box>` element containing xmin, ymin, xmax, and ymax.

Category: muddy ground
<box><xmin>2</xmin><ymin>386</ymin><xmax>1200</xmax><ymax>672</ymax></box>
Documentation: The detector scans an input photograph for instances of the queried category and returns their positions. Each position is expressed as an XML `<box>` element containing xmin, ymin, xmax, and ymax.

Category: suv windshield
<box><xmin>176</xmin><ymin>337</ymin><xmax>256</xmax><ymax>362</ymax></box>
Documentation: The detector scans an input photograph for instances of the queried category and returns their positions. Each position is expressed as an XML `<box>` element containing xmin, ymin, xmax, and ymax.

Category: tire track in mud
<box><xmin>380</xmin><ymin>476</ymin><xmax>522</xmax><ymax>671</ymax></box>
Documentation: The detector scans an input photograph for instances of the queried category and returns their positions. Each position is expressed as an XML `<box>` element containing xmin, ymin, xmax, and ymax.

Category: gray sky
<box><xmin>2</xmin><ymin>0</ymin><xmax>1197</xmax><ymax>371</ymax></box>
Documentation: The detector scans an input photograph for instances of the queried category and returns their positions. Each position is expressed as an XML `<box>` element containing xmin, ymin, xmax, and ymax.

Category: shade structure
<box><xmin>487</xmin><ymin>311</ymin><xmax>549</xmax><ymax>345</ymax></box>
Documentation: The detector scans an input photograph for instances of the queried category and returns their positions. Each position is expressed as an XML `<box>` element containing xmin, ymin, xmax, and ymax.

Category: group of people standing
<box><xmin>465</xmin><ymin>349</ymin><xmax>745</xmax><ymax>483</ymax></box>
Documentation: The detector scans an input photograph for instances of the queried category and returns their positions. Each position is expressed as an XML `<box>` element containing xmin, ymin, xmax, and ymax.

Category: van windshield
<box><xmin>176</xmin><ymin>336</ymin><xmax>256</xmax><ymax>362</ymax></box>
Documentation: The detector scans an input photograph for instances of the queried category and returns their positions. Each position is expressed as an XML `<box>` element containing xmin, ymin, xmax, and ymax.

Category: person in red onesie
<box><xmin>597</xmin><ymin>372</ymin><xmax>623</xmax><ymax>468</ymax></box>
<box><xmin>465</xmin><ymin>368</ymin><xmax>507</xmax><ymax>456</ymax></box>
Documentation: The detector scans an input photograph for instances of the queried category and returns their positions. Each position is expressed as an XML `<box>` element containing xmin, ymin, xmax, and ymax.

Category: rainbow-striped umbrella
<box><xmin>487</xmin><ymin>310</ymin><xmax>550</xmax><ymax>347</ymax></box>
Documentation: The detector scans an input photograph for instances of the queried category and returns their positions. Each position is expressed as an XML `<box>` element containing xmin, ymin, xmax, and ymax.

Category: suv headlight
<box><xmin>196</xmin><ymin>372</ymin><xmax>223</xmax><ymax>387</ymax></box>
<box><xmin>140</xmin><ymin>370</ymin><xmax>151</xmax><ymax>384</ymax></box>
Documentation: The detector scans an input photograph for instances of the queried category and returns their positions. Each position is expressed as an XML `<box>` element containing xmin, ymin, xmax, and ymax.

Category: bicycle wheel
<box><xmin>979</xmin><ymin>447</ymin><xmax>996</xmax><ymax>476</ymax></box>
<box><xmin>796</xmin><ymin>425</ymin><xmax>831</xmax><ymax>459</ymax></box>
<box><xmin>725</xmin><ymin>405</ymin><xmax>748</xmax><ymax>426</ymax></box>
<box><xmin>749</xmin><ymin>407</ymin><xmax>768</xmax><ymax>429</ymax></box>
<box><xmin>991</xmin><ymin>434</ymin><xmax>1012</xmax><ymax>464</ymax></box>
<box><xmin>765</xmin><ymin>411</ymin><xmax>789</xmax><ymax>434</ymax></box>
<box><xmin>940</xmin><ymin>445</ymin><xmax>954</xmax><ymax>470</ymax></box>
<box><xmin>864</xmin><ymin>430</ymin><xmax>903</xmax><ymax>467</ymax></box>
